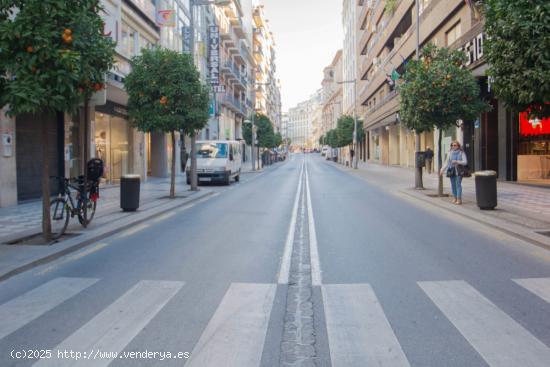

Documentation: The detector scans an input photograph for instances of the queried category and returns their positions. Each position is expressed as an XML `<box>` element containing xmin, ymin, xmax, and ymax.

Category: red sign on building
<box><xmin>519</xmin><ymin>112</ymin><xmax>550</xmax><ymax>136</ymax></box>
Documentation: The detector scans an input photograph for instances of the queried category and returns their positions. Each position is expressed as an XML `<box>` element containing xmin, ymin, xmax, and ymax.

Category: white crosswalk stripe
<box><xmin>513</xmin><ymin>277</ymin><xmax>550</xmax><ymax>304</ymax></box>
<box><xmin>0</xmin><ymin>277</ymin><xmax>99</xmax><ymax>340</ymax></box>
<box><xmin>322</xmin><ymin>284</ymin><xmax>411</xmax><ymax>367</ymax></box>
<box><xmin>2</xmin><ymin>277</ymin><xmax>550</xmax><ymax>367</ymax></box>
<box><xmin>185</xmin><ymin>283</ymin><xmax>276</xmax><ymax>367</ymax></box>
<box><xmin>419</xmin><ymin>280</ymin><xmax>550</xmax><ymax>367</ymax></box>
<box><xmin>33</xmin><ymin>280</ymin><xmax>183</xmax><ymax>367</ymax></box>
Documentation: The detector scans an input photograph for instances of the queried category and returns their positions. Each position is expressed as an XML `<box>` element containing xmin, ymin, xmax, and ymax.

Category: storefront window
<box><xmin>518</xmin><ymin>112</ymin><xmax>550</xmax><ymax>184</ymax></box>
<box><xmin>95</xmin><ymin>112</ymin><xmax>130</xmax><ymax>184</ymax></box>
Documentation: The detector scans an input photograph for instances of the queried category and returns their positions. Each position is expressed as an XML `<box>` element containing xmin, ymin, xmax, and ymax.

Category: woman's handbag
<box><xmin>457</xmin><ymin>165</ymin><xmax>471</xmax><ymax>177</ymax></box>
<box><xmin>446</xmin><ymin>166</ymin><xmax>455</xmax><ymax>177</ymax></box>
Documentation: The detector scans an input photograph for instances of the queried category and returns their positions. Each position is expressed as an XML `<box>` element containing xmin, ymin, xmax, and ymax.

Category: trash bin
<box><xmin>120</xmin><ymin>174</ymin><xmax>140</xmax><ymax>212</ymax></box>
<box><xmin>474</xmin><ymin>170</ymin><xmax>497</xmax><ymax>210</ymax></box>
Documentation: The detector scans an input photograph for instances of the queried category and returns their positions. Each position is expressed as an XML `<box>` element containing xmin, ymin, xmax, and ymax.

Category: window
<box><xmin>446</xmin><ymin>21</ymin><xmax>462</xmax><ymax>46</ymax></box>
<box><xmin>419</xmin><ymin>0</ymin><xmax>431</xmax><ymax>15</ymax></box>
<box><xmin>196</xmin><ymin>143</ymin><xmax>228</xmax><ymax>159</ymax></box>
<box><xmin>121</xmin><ymin>22</ymin><xmax>136</xmax><ymax>56</ymax></box>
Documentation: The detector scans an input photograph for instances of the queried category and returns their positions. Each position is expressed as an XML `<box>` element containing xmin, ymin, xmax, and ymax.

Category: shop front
<box><xmin>94</xmin><ymin>102</ymin><xmax>132</xmax><ymax>184</ymax></box>
<box><xmin>517</xmin><ymin>112</ymin><xmax>550</xmax><ymax>185</ymax></box>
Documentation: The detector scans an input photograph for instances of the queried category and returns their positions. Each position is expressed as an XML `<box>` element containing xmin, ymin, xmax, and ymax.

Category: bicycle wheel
<box><xmin>77</xmin><ymin>198</ymin><xmax>96</xmax><ymax>227</ymax></box>
<box><xmin>50</xmin><ymin>198</ymin><xmax>69</xmax><ymax>239</ymax></box>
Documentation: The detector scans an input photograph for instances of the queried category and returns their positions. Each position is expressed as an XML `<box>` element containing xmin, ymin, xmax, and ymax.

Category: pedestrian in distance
<box><xmin>440</xmin><ymin>141</ymin><xmax>468</xmax><ymax>205</ymax></box>
<box><xmin>424</xmin><ymin>146</ymin><xmax>434</xmax><ymax>174</ymax></box>
<box><xmin>180</xmin><ymin>145</ymin><xmax>189</xmax><ymax>173</ymax></box>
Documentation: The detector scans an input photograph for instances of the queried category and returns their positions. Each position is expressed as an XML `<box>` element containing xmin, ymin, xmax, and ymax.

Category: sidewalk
<box><xmin>0</xmin><ymin>176</ymin><xmax>195</xmax><ymax>241</ymax></box>
<box><xmin>0</xmin><ymin>177</ymin><xmax>213</xmax><ymax>280</ymax></box>
<box><xmin>328</xmin><ymin>158</ymin><xmax>550</xmax><ymax>249</ymax></box>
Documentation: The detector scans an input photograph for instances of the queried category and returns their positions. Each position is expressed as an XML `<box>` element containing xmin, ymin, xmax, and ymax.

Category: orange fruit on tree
<box><xmin>26</xmin><ymin>46</ymin><xmax>33</xmax><ymax>53</ymax></box>
<box><xmin>62</xmin><ymin>34</ymin><xmax>73</xmax><ymax>44</ymax></box>
<box><xmin>160</xmin><ymin>96</ymin><xmax>168</xmax><ymax>105</ymax></box>
<box><xmin>64</xmin><ymin>28</ymin><xmax>72</xmax><ymax>35</ymax></box>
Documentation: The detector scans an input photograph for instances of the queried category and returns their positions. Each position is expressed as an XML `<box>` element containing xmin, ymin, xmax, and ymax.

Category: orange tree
<box><xmin>0</xmin><ymin>0</ymin><xmax>115</xmax><ymax>240</ymax></box>
<box><xmin>482</xmin><ymin>0</ymin><xmax>550</xmax><ymax>118</ymax></box>
<box><xmin>399</xmin><ymin>44</ymin><xmax>489</xmax><ymax>195</ymax></box>
<box><xmin>124</xmin><ymin>47</ymin><xmax>209</xmax><ymax>196</ymax></box>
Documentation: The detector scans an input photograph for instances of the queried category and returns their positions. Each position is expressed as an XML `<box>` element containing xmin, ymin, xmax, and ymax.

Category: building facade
<box><xmin>321</xmin><ymin>50</ymin><xmax>344</xmax><ymax>139</ymax></box>
<box><xmin>252</xmin><ymin>5</ymin><xmax>281</xmax><ymax>130</ymax></box>
<box><xmin>0</xmin><ymin>0</ymin><xmax>283</xmax><ymax>207</ymax></box>
<box><xmin>354</xmin><ymin>0</ymin><xmax>545</xmax><ymax>183</ymax></box>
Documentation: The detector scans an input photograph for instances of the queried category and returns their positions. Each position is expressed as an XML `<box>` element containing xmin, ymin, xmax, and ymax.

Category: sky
<box><xmin>259</xmin><ymin>0</ymin><xmax>343</xmax><ymax>112</ymax></box>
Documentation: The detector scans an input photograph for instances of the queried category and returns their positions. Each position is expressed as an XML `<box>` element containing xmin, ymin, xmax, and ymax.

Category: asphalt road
<box><xmin>1</xmin><ymin>154</ymin><xmax>549</xmax><ymax>367</ymax></box>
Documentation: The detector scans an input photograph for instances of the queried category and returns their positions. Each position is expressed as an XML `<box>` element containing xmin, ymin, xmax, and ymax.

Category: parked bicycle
<box><xmin>49</xmin><ymin>176</ymin><xmax>99</xmax><ymax>239</ymax></box>
<box><xmin>49</xmin><ymin>159</ymin><xmax>103</xmax><ymax>239</ymax></box>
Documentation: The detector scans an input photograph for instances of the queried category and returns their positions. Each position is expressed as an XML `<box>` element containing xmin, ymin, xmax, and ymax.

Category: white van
<box><xmin>186</xmin><ymin>140</ymin><xmax>242</xmax><ymax>185</ymax></box>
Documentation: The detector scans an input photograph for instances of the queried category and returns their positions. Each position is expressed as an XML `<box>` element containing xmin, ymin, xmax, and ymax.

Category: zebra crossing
<box><xmin>0</xmin><ymin>277</ymin><xmax>549</xmax><ymax>366</ymax></box>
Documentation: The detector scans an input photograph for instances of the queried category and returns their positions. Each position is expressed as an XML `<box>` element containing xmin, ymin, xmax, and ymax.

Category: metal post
<box><xmin>189</xmin><ymin>0</ymin><xmax>199</xmax><ymax>190</ymax></box>
<box><xmin>414</xmin><ymin>0</ymin><xmax>424</xmax><ymax>189</ymax></box>
<box><xmin>251</xmin><ymin>111</ymin><xmax>256</xmax><ymax>171</ymax></box>
<box><xmin>353</xmin><ymin>79</ymin><xmax>358</xmax><ymax>169</ymax></box>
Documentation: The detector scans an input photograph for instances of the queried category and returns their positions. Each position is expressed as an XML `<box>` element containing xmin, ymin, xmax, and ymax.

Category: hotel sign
<box><xmin>208</xmin><ymin>26</ymin><xmax>220</xmax><ymax>86</ymax></box>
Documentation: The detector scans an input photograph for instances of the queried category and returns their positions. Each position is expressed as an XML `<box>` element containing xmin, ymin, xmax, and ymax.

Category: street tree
<box><xmin>336</xmin><ymin>115</ymin><xmax>354</xmax><ymax>147</ymax></box>
<box><xmin>400</xmin><ymin>44</ymin><xmax>489</xmax><ymax>195</ymax></box>
<box><xmin>482</xmin><ymin>0</ymin><xmax>550</xmax><ymax>118</ymax></box>
<box><xmin>0</xmin><ymin>0</ymin><xmax>115</xmax><ymax>240</ymax></box>
<box><xmin>125</xmin><ymin>47</ymin><xmax>209</xmax><ymax>197</ymax></box>
<box><xmin>273</xmin><ymin>132</ymin><xmax>283</xmax><ymax>148</ymax></box>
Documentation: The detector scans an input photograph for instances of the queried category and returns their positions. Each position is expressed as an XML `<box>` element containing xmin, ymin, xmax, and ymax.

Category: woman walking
<box><xmin>440</xmin><ymin>141</ymin><xmax>468</xmax><ymax>205</ymax></box>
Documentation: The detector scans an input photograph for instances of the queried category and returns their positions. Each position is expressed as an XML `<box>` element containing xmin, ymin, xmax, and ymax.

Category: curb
<box><xmin>399</xmin><ymin>189</ymin><xmax>550</xmax><ymax>252</ymax></box>
<box><xmin>326</xmin><ymin>159</ymin><xmax>550</xmax><ymax>251</ymax></box>
<box><xmin>0</xmin><ymin>190</ymin><xmax>215</xmax><ymax>282</ymax></box>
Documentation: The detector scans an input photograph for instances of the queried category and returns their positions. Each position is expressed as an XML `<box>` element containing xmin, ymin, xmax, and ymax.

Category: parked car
<box><xmin>186</xmin><ymin>140</ymin><xmax>242</xmax><ymax>185</ymax></box>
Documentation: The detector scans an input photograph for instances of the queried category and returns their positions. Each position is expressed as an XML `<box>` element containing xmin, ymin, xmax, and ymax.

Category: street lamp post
<box><xmin>188</xmin><ymin>0</ymin><xmax>222</xmax><ymax>189</ymax></box>
<box><xmin>414</xmin><ymin>0</ymin><xmax>424</xmax><ymax>189</ymax></box>
<box><xmin>337</xmin><ymin>79</ymin><xmax>358</xmax><ymax>169</ymax></box>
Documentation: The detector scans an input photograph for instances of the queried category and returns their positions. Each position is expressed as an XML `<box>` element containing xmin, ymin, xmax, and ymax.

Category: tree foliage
<box><xmin>125</xmin><ymin>47</ymin><xmax>209</xmax><ymax>135</ymax></box>
<box><xmin>399</xmin><ymin>44</ymin><xmax>489</xmax><ymax>133</ymax></box>
<box><xmin>0</xmin><ymin>0</ymin><xmax>115</xmax><ymax>115</ymax></box>
<box><xmin>336</xmin><ymin>115</ymin><xmax>354</xmax><ymax>147</ymax></box>
<box><xmin>482</xmin><ymin>0</ymin><xmax>550</xmax><ymax>117</ymax></box>
<box><xmin>242</xmin><ymin>113</ymin><xmax>276</xmax><ymax>148</ymax></box>
<box><xmin>125</xmin><ymin>47</ymin><xmax>209</xmax><ymax>198</ymax></box>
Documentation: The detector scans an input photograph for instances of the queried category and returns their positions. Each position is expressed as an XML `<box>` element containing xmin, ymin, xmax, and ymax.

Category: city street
<box><xmin>0</xmin><ymin>153</ymin><xmax>549</xmax><ymax>366</ymax></box>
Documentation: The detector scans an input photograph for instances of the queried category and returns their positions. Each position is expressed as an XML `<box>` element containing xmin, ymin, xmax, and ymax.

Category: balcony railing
<box><xmin>221</xmin><ymin>94</ymin><xmax>247</xmax><ymax>115</ymax></box>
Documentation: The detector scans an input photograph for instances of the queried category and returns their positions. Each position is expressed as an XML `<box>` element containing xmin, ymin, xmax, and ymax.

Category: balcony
<box><xmin>221</xmin><ymin>61</ymin><xmax>247</xmax><ymax>90</ymax></box>
<box><xmin>254</xmin><ymin>45</ymin><xmax>264</xmax><ymax>62</ymax></box>
<box><xmin>221</xmin><ymin>94</ymin><xmax>247</xmax><ymax>116</ymax></box>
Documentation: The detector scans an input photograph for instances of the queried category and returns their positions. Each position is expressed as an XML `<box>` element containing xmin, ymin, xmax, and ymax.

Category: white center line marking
<box><xmin>305</xmin><ymin>161</ymin><xmax>322</xmax><ymax>287</ymax></box>
<box><xmin>278</xmin><ymin>160</ymin><xmax>304</xmax><ymax>284</ymax></box>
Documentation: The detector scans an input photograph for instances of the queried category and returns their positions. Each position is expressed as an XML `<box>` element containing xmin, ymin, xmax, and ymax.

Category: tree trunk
<box><xmin>415</xmin><ymin>131</ymin><xmax>424</xmax><ymax>189</ymax></box>
<box><xmin>42</xmin><ymin>116</ymin><xmax>52</xmax><ymax>241</ymax></box>
<box><xmin>438</xmin><ymin>129</ymin><xmax>444</xmax><ymax>196</ymax></box>
<box><xmin>170</xmin><ymin>131</ymin><xmax>176</xmax><ymax>198</ymax></box>
<box><xmin>190</xmin><ymin>133</ymin><xmax>198</xmax><ymax>191</ymax></box>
